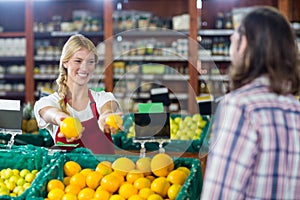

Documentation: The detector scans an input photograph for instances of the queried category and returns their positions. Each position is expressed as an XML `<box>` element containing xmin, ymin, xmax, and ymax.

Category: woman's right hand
<box><xmin>58</xmin><ymin>116</ymin><xmax>85</xmax><ymax>142</ymax></box>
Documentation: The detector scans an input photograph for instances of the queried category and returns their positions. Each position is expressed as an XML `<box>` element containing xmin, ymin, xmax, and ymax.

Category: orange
<box><xmin>139</xmin><ymin>188</ymin><xmax>154</xmax><ymax>199</ymax></box>
<box><xmin>133</xmin><ymin>177</ymin><xmax>151</xmax><ymax>190</ymax></box>
<box><xmin>105</xmin><ymin>114</ymin><xmax>123</xmax><ymax>130</ymax></box>
<box><xmin>86</xmin><ymin>171</ymin><xmax>103</xmax><ymax>189</ymax></box>
<box><xmin>69</xmin><ymin>173</ymin><xmax>86</xmax><ymax>189</ymax></box>
<box><xmin>126</xmin><ymin>169</ymin><xmax>144</xmax><ymax>183</ymax></box>
<box><xmin>60</xmin><ymin>117</ymin><xmax>83</xmax><ymax>138</ymax></box>
<box><xmin>118</xmin><ymin>182</ymin><xmax>138</xmax><ymax>199</ymax></box>
<box><xmin>95</xmin><ymin>162</ymin><xmax>112</xmax><ymax>176</ymax></box>
<box><xmin>147</xmin><ymin>194</ymin><xmax>163</xmax><ymax>200</ymax></box>
<box><xmin>65</xmin><ymin>184</ymin><xmax>81</xmax><ymax>195</ymax></box>
<box><xmin>150</xmin><ymin>153</ymin><xmax>174</xmax><ymax>177</ymax></box>
<box><xmin>176</xmin><ymin>166</ymin><xmax>190</xmax><ymax>177</ymax></box>
<box><xmin>62</xmin><ymin>193</ymin><xmax>78</xmax><ymax>200</ymax></box>
<box><xmin>64</xmin><ymin>161</ymin><xmax>82</xmax><ymax>177</ymax></box>
<box><xmin>100</xmin><ymin>174</ymin><xmax>120</xmax><ymax>193</ymax></box>
<box><xmin>150</xmin><ymin>177</ymin><xmax>170</xmax><ymax>197</ymax></box>
<box><xmin>112</xmin><ymin>157</ymin><xmax>135</xmax><ymax>176</ymax></box>
<box><xmin>167</xmin><ymin>184</ymin><xmax>182</xmax><ymax>200</ymax></box>
<box><xmin>109</xmin><ymin>194</ymin><xmax>125</xmax><ymax>200</ymax></box>
<box><xmin>63</xmin><ymin>176</ymin><xmax>71</xmax><ymax>185</ymax></box>
<box><xmin>94</xmin><ymin>189</ymin><xmax>111</xmax><ymax>200</ymax></box>
<box><xmin>135</xmin><ymin>157</ymin><xmax>152</xmax><ymax>175</ymax></box>
<box><xmin>80</xmin><ymin>168</ymin><xmax>93</xmax><ymax>178</ymax></box>
<box><xmin>77</xmin><ymin>187</ymin><xmax>95</xmax><ymax>200</ymax></box>
<box><xmin>47</xmin><ymin>179</ymin><xmax>65</xmax><ymax>192</ymax></box>
<box><xmin>167</xmin><ymin>169</ymin><xmax>188</xmax><ymax>185</ymax></box>
<box><xmin>110</xmin><ymin>171</ymin><xmax>125</xmax><ymax>186</ymax></box>
<box><xmin>47</xmin><ymin>188</ymin><xmax>65</xmax><ymax>200</ymax></box>
<box><xmin>128</xmin><ymin>194</ymin><xmax>144</xmax><ymax>200</ymax></box>
<box><xmin>145</xmin><ymin>175</ymin><xmax>155</xmax><ymax>182</ymax></box>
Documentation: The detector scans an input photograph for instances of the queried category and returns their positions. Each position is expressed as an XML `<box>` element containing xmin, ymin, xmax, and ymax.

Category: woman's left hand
<box><xmin>98</xmin><ymin>112</ymin><xmax>124</xmax><ymax>134</ymax></box>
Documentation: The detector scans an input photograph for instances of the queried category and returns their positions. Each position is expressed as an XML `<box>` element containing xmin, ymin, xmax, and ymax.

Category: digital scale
<box><xmin>133</xmin><ymin>103</ymin><xmax>171</xmax><ymax>157</ymax></box>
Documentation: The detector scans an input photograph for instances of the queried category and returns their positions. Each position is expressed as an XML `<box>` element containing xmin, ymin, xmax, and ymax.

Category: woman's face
<box><xmin>65</xmin><ymin>47</ymin><xmax>96</xmax><ymax>87</ymax></box>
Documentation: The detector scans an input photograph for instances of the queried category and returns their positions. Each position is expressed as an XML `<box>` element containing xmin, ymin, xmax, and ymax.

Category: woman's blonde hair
<box><xmin>56</xmin><ymin>34</ymin><xmax>98</xmax><ymax>114</ymax></box>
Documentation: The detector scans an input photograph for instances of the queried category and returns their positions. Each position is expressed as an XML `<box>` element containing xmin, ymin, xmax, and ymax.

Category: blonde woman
<box><xmin>34</xmin><ymin>34</ymin><xmax>121</xmax><ymax>154</ymax></box>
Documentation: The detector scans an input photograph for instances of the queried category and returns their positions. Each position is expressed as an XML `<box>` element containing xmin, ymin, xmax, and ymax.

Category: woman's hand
<box><xmin>57</xmin><ymin>116</ymin><xmax>85</xmax><ymax>142</ymax></box>
<box><xmin>98</xmin><ymin>112</ymin><xmax>124</xmax><ymax>134</ymax></box>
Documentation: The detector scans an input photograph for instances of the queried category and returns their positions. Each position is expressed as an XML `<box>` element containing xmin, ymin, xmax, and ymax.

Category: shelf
<box><xmin>199</xmin><ymin>74</ymin><xmax>229</xmax><ymax>81</ymax></box>
<box><xmin>0</xmin><ymin>74</ymin><xmax>25</xmax><ymax>80</ymax></box>
<box><xmin>0</xmin><ymin>32</ymin><xmax>25</xmax><ymax>38</ymax></box>
<box><xmin>34</xmin><ymin>56</ymin><xmax>60</xmax><ymax>62</ymax></box>
<box><xmin>34</xmin><ymin>31</ymin><xmax>104</xmax><ymax>38</ymax></box>
<box><xmin>0</xmin><ymin>91</ymin><xmax>25</xmax><ymax>97</ymax></box>
<box><xmin>114</xmin><ymin>55</ymin><xmax>188</xmax><ymax>62</ymax></box>
<box><xmin>198</xmin><ymin>29</ymin><xmax>234</xmax><ymax>36</ymax></box>
<box><xmin>199</xmin><ymin>55</ymin><xmax>230</xmax><ymax>62</ymax></box>
<box><xmin>0</xmin><ymin>57</ymin><xmax>25</xmax><ymax>62</ymax></box>
<box><xmin>115</xmin><ymin>92</ymin><xmax>188</xmax><ymax>100</ymax></box>
<box><xmin>115</xmin><ymin>29</ymin><xmax>188</xmax><ymax>37</ymax></box>
<box><xmin>114</xmin><ymin>74</ymin><xmax>189</xmax><ymax>81</ymax></box>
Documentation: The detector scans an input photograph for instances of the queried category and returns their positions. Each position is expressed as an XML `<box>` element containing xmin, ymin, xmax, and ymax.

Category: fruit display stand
<box><xmin>0</xmin><ymin>144</ymin><xmax>53</xmax><ymax>199</ymax></box>
<box><xmin>25</xmin><ymin>148</ymin><xmax>203</xmax><ymax>200</ymax></box>
<box><xmin>0</xmin><ymin>129</ymin><xmax>54</xmax><ymax>147</ymax></box>
<box><xmin>112</xmin><ymin>113</ymin><xmax>211</xmax><ymax>153</ymax></box>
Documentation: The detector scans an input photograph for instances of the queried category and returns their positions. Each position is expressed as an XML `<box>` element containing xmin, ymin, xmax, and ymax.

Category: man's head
<box><xmin>229</xmin><ymin>6</ymin><xmax>299</xmax><ymax>95</ymax></box>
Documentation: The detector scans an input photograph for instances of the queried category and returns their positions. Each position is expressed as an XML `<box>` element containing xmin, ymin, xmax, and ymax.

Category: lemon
<box><xmin>150</xmin><ymin>153</ymin><xmax>174</xmax><ymax>177</ymax></box>
<box><xmin>112</xmin><ymin>157</ymin><xmax>135</xmax><ymax>176</ymax></box>
<box><xmin>60</xmin><ymin>117</ymin><xmax>83</xmax><ymax>138</ymax></box>
<box><xmin>105</xmin><ymin>114</ymin><xmax>123</xmax><ymax>130</ymax></box>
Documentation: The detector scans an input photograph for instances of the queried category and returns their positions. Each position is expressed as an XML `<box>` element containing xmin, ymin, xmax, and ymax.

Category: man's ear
<box><xmin>239</xmin><ymin>35</ymin><xmax>247</xmax><ymax>54</ymax></box>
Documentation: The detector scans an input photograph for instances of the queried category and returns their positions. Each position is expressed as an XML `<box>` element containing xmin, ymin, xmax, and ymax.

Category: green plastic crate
<box><xmin>113</xmin><ymin>113</ymin><xmax>211</xmax><ymax>153</ymax></box>
<box><xmin>27</xmin><ymin>149</ymin><xmax>203</xmax><ymax>200</ymax></box>
<box><xmin>0</xmin><ymin>145</ymin><xmax>51</xmax><ymax>200</ymax></box>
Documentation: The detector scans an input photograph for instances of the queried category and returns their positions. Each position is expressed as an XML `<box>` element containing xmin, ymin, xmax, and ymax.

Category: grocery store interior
<box><xmin>0</xmin><ymin>0</ymin><xmax>299</xmax><ymax>199</ymax></box>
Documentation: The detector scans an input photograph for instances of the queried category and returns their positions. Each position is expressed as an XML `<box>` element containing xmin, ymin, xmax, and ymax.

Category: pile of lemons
<box><xmin>45</xmin><ymin>153</ymin><xmax>189</xmax><ymax>200</ymax></box>
<box><xmin>0</xmin><ymin>168</ymin><xmax>39</xmax><ymax>197</ymax></box>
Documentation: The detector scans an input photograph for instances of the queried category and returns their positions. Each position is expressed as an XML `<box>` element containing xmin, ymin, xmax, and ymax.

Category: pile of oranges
<box><xmin>45</xmin><ymin>153</ymin><xmax>190</xmax><ymax>200</ymax></box>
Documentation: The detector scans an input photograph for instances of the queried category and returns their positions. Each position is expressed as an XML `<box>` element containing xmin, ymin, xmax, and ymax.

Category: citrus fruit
<box><xmin>112</xmin><ymin>157</ymin><xmax>135</xmax><ymax>176</ymax></box>
<box><xmin>47</xmin><ymin>188</ymin><xmax>65</xmax><ymax>200</ymax></box>
<box><xmin>47</xmin><ymin>179</ymin><xmax>65</xmax><ymax>192</ymax></box>
<box><xmin>126</xmin><ymin>169</ymin><xmax>144</xmax><ymax>183</ymax></box>
<box><xmin>65</xmin><ymin>184</ymin><xmax>81</xmax><ymax>195</ymax></box>
<box><xmin>95</xmin><ymin>161</ymin><xmax>112</xmax><ymax>176</ymax></box>
<box><xmin>105</xmin><ymin>114</ymin><xmax>123</xmax><ymax>130</ymax></box>
<box><xmin>60</xmin><ymin>117</ymin><xmax>83</xmax><ymax>138</ymax></box>
<box><xmin>80</xmin><ymin>168</ymin><xmax>93</xmax><ymax>178</ymax></box>
<box><xmin>176</xmin><ymin>166</ymin><xmax>190</xmax><ymax>177</ymax></box>
<box><xmin>94</xmin><ymin>188</ymin><xmax>111</xmax><ymax>200</ymax></box>
<box><xmin>77</xmin><ymin>187</ymin><xmax>95</xmax><ymax>200</ymax></box>
<box><xmin>133</xmin><ymin>177</ymin><xmax>151</xmax><ymax>190</ymax></box>
<box><xmin>64</xmin><ymin>161</ymin><xmax>82</xmax><ymax>177</ymax></box>
<box><xmin>128</xmin><ymin>194</ymin><xmax>144</xmax><ymax>200</ymax></box>
<box><xmin>139</xmin><ymin>187</ymin><xmax>154</xmax><ymax>199</ymax></box>
<box><xmin>167</xmin><ymin>184</ymin><xmax>182</xmax><ymax>200</ymax></box>
<box><xmin>150</xmin><ymin>153</ymin><xmax>174</xmax><ymax>177</ymax></box>
<box><xmin>69</xmin><ymin>173</ymin><xmax>86</xmax><ymax>189</ymax></box>
<box><xmin>147</xmin><ymin>194</ymin><xmax>163</xmax><ymax>200</ymax></box>
<box><xmin>100</xmin><ymin>174</ymin><xmax>120</xmax><ymax>193</ymax></box>
<box><xmin>150</xmin><ymin>177</ymin><xmax>170</xmax><ymax>197</ymax></box>
<box><xmin>118</xmin><ymin>182</ymin><xmax>138</xmax><ymax>199</ymax></box>
<box><xmin>167</xmin><ymin>169</ymin><xmax>188</xmax><ymax>185</ymax></box>
<box><xmin>86</xmin><ymin>171</ymin><xmax>103</xmax><ymax>189</ymax></box>
<box><xmin>109</xmin><ymin>194</ymin><xmax>125</xmax><ymax>200</ymax></box>
<box><xmin>110</xmin><ymin>171</ymin><xmax>125</xmax><ymax>185</ymax></box>
<box><xmin>63</xmin><ymin>176</ymin><xmax>71</xmax><ymax>185</ymax></box>
<box><xmin>62</xmin><ymin>193</ymin><xmax>78</xmax><ymax>200</ymax></box>
<box><xmin>135</xmin><ymin>157</ymin><xmax>152</xmax><ymax>175</ymax></box>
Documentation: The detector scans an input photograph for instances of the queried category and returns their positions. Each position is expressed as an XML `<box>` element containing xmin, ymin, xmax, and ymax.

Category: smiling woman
<box><xmin>34</xmin><ymin>34</ymin><xmax>123</xmax><ymax>154</ymax></box>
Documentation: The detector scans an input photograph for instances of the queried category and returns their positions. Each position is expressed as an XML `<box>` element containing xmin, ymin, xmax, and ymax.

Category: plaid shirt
<box><xmin>201</xmin><ymin>76</ymin><xmax>300</xmax><ymax>200</ymax></box>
